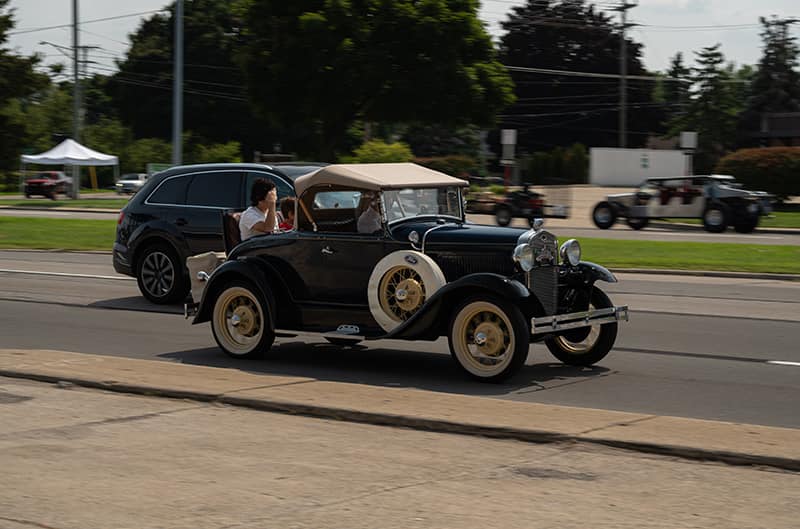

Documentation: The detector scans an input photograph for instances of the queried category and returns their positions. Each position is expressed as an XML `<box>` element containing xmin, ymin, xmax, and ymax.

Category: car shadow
<box><xmin>88</xmin><ymin>296</ymin><xmax>183</xmax><ymax>315</ymax></box>
<box><xmin>158</xmin><ymin>338</ymin><xmax>611</xmax><ymax>398</ymax></box>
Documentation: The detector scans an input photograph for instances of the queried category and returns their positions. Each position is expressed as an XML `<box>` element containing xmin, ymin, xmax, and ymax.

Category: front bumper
<box><xmin>531</xmin><ymin>306</ymin><xmax>629</xmax><ymax>335</ymax></box>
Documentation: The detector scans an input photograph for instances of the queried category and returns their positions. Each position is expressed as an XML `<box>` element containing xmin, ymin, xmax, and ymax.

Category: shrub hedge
<box><xmin>413</xmin><ymin>155</ymin><xmax>478</xmax><ymax>177</ymax></box>
<box><xmin>715</xmin><ymin>147</ymin><xmax>800</xmax><ymax>200</ymax></box>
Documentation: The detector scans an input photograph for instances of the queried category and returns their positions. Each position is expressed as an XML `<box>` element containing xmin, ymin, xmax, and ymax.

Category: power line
<box><xmin>9</xmin><ymin>9</ymin><xmax>169</xmax><ymax>36</ymax></box>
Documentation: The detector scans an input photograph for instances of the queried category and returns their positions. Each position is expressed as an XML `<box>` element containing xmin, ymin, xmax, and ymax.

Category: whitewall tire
<box><xmin>367</xmin><ymin>250</ymin><xmax>446</xmax><ymax>332</ymax></box>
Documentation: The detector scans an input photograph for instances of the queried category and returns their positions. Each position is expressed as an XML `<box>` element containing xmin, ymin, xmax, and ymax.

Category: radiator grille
<box><xmin>529</xmin><ymin>266</ymin><xmax>558</xmax><ymax>315</ymax></box>
<box><xmin>431</xmin><ymin>252</ymin><xmax>516</xmax><ymax>282</ymax></box>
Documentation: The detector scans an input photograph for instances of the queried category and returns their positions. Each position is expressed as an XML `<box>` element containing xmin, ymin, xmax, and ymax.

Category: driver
<box><xmin>357</xmin><ymin>192</ymin><xmax>383</xmax><ymax>234</ymax></box>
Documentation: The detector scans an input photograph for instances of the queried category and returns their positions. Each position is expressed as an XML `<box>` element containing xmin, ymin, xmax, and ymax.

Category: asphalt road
<box><xmin>1</xmin><ymin>250</ymin><xmax>798</xmax><ymax>429</ymax></box>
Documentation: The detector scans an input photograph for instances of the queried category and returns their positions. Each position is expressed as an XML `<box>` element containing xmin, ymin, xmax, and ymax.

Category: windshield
<box><xmin>383</xmin><ymin>186</ymin><xmax>463</xmax><ymax>223</ymax></box>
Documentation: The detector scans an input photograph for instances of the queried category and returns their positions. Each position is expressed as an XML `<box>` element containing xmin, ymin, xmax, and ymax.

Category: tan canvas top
<box><xmin>293</xmin><ymin>163</ymin><xmax>468</xmax><ymax>196</ymax></box>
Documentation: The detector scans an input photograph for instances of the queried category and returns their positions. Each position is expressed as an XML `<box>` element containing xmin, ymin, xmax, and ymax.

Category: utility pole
<box><xmin>172</xmin><ymin>0</ymin><xmax>184</xmax><ymax>165</ymax></box>
<box><xmin>71</xmin><ymin>0</ymin><xmax>80</xmax><ymax>198</ymax></box>
<box><xmin>617</xmin><ymin>1</ymin><xmax>636</xmax><ymax>149</ymax></box>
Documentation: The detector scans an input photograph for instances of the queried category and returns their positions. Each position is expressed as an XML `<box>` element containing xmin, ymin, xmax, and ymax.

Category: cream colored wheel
<box><xmin>448</xmin><ymin>298</ymin><xmax>530</xmax><ymax>381</ymax></box>
<box><xmin>368</xmin><ymin>250</ymin><xmax>446</xmax><ymax>332</ymax></box>
<box><xmin>211</xmin><ymin>282</ymin><xmax>274</xmax><ymax>358</ymax></box>
<box><xmin>552</xmin><ymin>323</ymin><xmax>601</xmax><ymax>354</ymax></box>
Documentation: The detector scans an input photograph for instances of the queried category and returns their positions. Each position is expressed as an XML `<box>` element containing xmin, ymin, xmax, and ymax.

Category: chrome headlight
<box><xmin>513</xmin><ymin>244</ymin><xmax>535</xmax><ymax>272</ymax></box>
<box><xmin>559</xmin><ymin>239</ymin><xmax>581</xmax><ymax>266</ymax></box>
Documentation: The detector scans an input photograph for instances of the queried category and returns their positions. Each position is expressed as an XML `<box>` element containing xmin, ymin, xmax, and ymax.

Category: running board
<box><xmin>532</xmin><ymin>306</ymin><xmax>629</xmax><ymax>335</ymax></box>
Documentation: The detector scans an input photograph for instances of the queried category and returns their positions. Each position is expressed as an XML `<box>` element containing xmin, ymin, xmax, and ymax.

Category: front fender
<box><xmin>192</xmin><ymin>258</ymin><xmax>275</xmax><ymax>326</ymax></box>
<box><xmin>576</xmin><ymin>261</ymin><xmax>617</xmax><ymax>284</ymax></box>
<box><xmin>384</xmin><ymin>273</ymin><xmax>529</xmax><ymax>341</ymax></box>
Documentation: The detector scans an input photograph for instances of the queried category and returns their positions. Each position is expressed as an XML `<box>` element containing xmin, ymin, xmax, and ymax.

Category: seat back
<box><xmin>222</xmin><ymin>210</ymin><xmax>242</xmax><ymax>253</ymax></box>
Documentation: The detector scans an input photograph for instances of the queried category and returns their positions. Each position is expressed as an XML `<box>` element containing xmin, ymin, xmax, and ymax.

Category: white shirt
<box><xmin>357</xmin><ymin>206</ymin><xmax>382</xmax><ymax>234</ymax></box>
<box><xmin>239</xmin><ymin>206</ymin><xmax>278</xmax><ymax>241</ymax></box>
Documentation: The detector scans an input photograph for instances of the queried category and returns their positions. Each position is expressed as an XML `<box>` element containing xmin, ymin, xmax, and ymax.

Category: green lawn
<box><xmin>664</xmin><ymin>211</ymin><xmax>800</xmax><ymax>229</ymax></box>
<box><xmin>573</xmin><ymin>238</ymin><xmax>800</xmax><ymax>274</ymax></box>
<box><xmin>1</xmin><ymin>216</ymin><xmax>798</xmax><ymax>274</ymax></box>
<box><xmin>0</xmin><ymin>217</ymin><xmax>117</xmax><ymax>250</ymax></box>
<box><xmin>0</xmin><ymin>198</ymin><xmax>129</xmax><ymax>209</ymax></box>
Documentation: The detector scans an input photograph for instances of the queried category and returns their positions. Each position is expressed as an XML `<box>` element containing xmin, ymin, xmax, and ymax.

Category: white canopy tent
<box><xmin>20</xmin><ymin>139</ymin><xmax>119</xmax><ymax>198</ymax></box>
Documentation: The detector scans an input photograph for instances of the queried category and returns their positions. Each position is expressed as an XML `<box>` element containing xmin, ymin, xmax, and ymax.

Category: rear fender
<box><xmin>192</xmin><ymin>258</ymin><xmax>278</xmax><ymax>328</ymax></box>
<box><xmin>385</xmin><ymin>273</ymin><xmax>530</xmax><ymax>341</ymax></box>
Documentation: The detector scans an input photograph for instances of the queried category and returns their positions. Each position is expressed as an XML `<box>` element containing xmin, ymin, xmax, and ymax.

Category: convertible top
<box><xmin>294</xmin><ymin>163</ymin><xmax>468</xmax><ymax>196</ymax></box>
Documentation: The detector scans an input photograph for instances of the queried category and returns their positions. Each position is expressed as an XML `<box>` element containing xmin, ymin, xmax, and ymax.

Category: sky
<box><xmin>5</xmin><ymin>0</ymin><xmax>800</xmax><ymax>76</ymax></box>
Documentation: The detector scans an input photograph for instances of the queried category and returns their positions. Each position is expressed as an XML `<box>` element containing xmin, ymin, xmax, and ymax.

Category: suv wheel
<box><xmin>626</xmin><ymin>217</ymin><xmax>649</xmax><ymax>230</ymax></box>
<box><xmin>592</xmin><ymin>202</ymin><xmax>616</xmax><ymax>229</ymax></box>
<box><xmin>495</xmin><ymin>206</ymin><xmax>512</xmax><ymax>227</ymax></box>
<box><xmin>702</xmin><ymin>203</ymin><xmax>729</xmax><ymax>233</ymax></box>
<box><xmin>136</xmin><ymin>242</ymin><xmax>188</xmax><ymax>304</ymax></box>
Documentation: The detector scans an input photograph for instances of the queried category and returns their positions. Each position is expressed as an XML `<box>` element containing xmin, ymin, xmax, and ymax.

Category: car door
<box><xmin>296</xmin><ymin>188</ymin><xmax>386</xmax><ymax>305</ymax></box>
<box><xmin>179</xmin><ymin>170</ymin><xmax>244</xmax><ymax>255</ymax></box>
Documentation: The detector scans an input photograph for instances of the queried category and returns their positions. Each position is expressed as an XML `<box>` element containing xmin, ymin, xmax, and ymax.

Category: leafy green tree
<box><xmin>498</xmin><ymin>0</ymin><xmax>664</xmax><ymax>150</ymax></box>
<box><xmin>739</xmin><ymin>17</ymin><xmax>800</xmax><ymax>144</ymax></box>
<box><xmin>239</xmin><ymin>0</ymin><xmax>514</xmax><ymax>160</ymax></box>
<box><xmin>109</xmin><ymin>0</ymin><xmax>269</xmax><ymax>158</ymax></box>
<box><xmin>0</xmin><ymin>0</ymin><xmax>47</xmax><ymax>168</ymax></box>
<box><xmin>400</xmin><ymin>124</ymin><xmax>481</xmax><ymax>157</ymax></box>
<box><xmin>346</xmin><ymin>140</ymin><xmax>414</xmax><ymax>163</ymax></box>
<box><xmin>125</xmin><ymin>138</ymin><xmax>172</xmax><ymax>174</ymax></box>
<box><xmin>190</xmin><ymin>141</ymin><xmax>243</xmax><ymax>164</ymax></box>
<box><xmin>660</xmin><ymin>52</ymin><xmax>691</xmax><ymax>126</ymax></box>
<box><xmin>670</xmin><ymin>44</ymin><xmax>742</xmax><ymax>173</ymax></box>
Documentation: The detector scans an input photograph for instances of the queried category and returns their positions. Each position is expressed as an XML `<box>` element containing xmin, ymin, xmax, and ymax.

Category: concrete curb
<box><xmin>611</xmin><ymin>268</ymin><xmax>800</xmax><ymax>282</ymax></box>
<box><xmin>2</xmin><ymin>367</ymin><xmax>798</xmax><ymax>472</ymax></box>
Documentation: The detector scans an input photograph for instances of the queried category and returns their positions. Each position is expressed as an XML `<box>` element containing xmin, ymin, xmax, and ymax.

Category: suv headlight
<box><xmin>513</xmin><ymin>244</ymin><xmax>534</xmax><ymax>272</ymax></box>
<box><xmin>559</xmin><ymin>239</ymin><xmax>581</xmax><ymax>266</ymax></box>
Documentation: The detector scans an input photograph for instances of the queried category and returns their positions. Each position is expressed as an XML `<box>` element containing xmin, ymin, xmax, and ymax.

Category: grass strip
<box><xmin>664</xmin><ymin>211</ymin><xmax>800</xmax><ymax>229</ymax></box>
<box><xmin>0</xmin><ymin>217</ymin><xmax>117</xmax><ymax>250</ymax></box>
<box><xmin>0</xmin><ymin>217</ymin><xmax>798</xmax><ymax>274</ymax></box>
<box><xmin>573</xmin><ymin>237</ymin><xmax>800</xmax><ymax>274</ymax></box>
<box><xmin>0</xmin><ymin>198</ymin><xmax>128</xmax><ymax>209</ymax></box>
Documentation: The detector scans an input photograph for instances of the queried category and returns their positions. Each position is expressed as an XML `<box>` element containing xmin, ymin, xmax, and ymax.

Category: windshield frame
<box><xmin>382</xmin><ymin>186</ymin><xmax>465</xmax><ymax>226</ymax></box>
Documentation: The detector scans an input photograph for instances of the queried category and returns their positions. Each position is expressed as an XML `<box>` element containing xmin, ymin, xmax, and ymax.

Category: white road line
<box><xmin>0</xmin><ymin>268</ymin><xmax>135</xmax><ymax>281</ymax></box>
<box><xmin>767</xmin><ymin>361</ymin><xmax>800</xmax><ymax>367</ymax></box>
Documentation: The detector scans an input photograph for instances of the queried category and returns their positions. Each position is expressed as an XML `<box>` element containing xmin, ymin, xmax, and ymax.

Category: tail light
<box><xmin>117</xmin><ymin>211</ymin><xmax>125</xmax><ymax>225</ymax></box>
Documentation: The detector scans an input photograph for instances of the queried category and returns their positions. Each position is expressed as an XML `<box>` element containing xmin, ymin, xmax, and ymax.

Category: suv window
<box><xmin>148</xmin><ymin>175</ymin><xmax>188</xmax><ymax>205</ymax></box>
<box><xmin>245</xmin><ymin>171</ymin><xmax>294</xmax><ymax>203</ymax></box>
<box><xmin>186</xmin><ymin>171</ymin><xmax>241</xmax><ymax>208</ymax></box>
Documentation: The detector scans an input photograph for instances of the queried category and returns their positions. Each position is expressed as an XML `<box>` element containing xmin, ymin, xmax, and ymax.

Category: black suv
<box><xmin>113</xmin><ymin>163</ymin><xmax>324</xmax><ymax>304</ymax></box>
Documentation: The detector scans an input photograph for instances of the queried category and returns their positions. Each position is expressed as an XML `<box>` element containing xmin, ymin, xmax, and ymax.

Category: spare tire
<box><xmin>367</xmin><ymin>250</ymin><xmax>447</xmax><ymax>332</ymax></box>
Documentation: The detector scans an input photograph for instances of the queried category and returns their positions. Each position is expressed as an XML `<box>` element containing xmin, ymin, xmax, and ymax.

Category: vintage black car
<box><xmin>592</xmin><ymin>175</ymin><xmax>773</xmax><ymax>233</ymax></box>
<box><xmin>186</xmin><ymin>164</ymin><xmax>628</xmax><ymax>382</ymax></box>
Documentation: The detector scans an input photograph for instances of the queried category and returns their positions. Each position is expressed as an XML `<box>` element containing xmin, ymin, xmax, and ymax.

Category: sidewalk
<box><xmin>3</xmin><ymin>375</ymin><xmax>799</xmax><ymax>529</ymax></box>
<box><xmin>2</xmin><ymin>348</ymin><xmax>798</xmax><ymax>471</ymax></box>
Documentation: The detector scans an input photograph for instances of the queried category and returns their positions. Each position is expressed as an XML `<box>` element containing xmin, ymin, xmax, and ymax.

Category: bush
<box><xmin>346</xmin><ymin>139</ymin><xmax>414</xmax><ymax>163</ymax></box>
<box><xmin>715</xmin><ymin>147</ymin><xmax>800</xmax><ymax>200</ymax></box>
<box><xmin>489</xmin><ymin>184</ymin><xmax>506</xmax><ymax>195</ymax></box>
<box><xmin>413</xmin><ymin>155</ymin><xmax>478</xmax><ymax>177</ymax></box>
<box><xmin>521</xmin><ymin>143</ymin><xmax>587</xmax><ymax>184</ymax></box>
<box><xmin>0</xmin><ymin>171</ymin><xmax>20</xmax><ymax>192</ymax></box>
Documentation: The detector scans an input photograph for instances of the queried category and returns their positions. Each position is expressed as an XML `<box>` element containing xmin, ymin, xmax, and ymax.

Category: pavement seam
<box><xmin>2</xmin><ymin>369</ymin><xmax>798</xmax><ymax>473</ymax></box>
<box><xmin>575</xmin><ymin>414</ymin><xmax>659</xmax><ymax>436</ymax></box>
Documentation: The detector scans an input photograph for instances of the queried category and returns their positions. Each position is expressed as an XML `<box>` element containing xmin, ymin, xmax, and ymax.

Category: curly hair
<box><xmin>249</xmin><ymin>178</ymin><xmax>276</xmax><ymax>207</ymax></box>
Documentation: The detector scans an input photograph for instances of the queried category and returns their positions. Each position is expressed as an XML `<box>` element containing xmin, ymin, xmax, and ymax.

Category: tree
<box><xmin>0</xmin><ymin>0</ymin><xmax>47</xmax><ymax>169</ymax></box>
<box><xmin>239</xmin><ymin>0</ymin><xmax>514</xmax><ymax>160</ymax></box>
<box><xmin>670</xmin><ymin>44</ymin><xmax>741</xmax><ymax>173</ymax></box>
<box><xmin>108</xmin><ymin>0</ymin><xmax>270</xmax><ymax>158</ymax></box>
<box><xmin>660</xmin><ymin>52</ymin><xmax>691</xmax><ymax>126</ymax></box>
<box><xmin>498</xmin><ymin>0</ymin><xmax>664</xmax><ymax>151</ymax></box>
<box><xmin>739</xmin><ymin>17</ymin><xmax>800</xmax><ymax>144</ymax></box>
<box><xmin>346</xmin><ymin>140</ymin><xmax>413</xmax><ymax>163</ymax></box>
